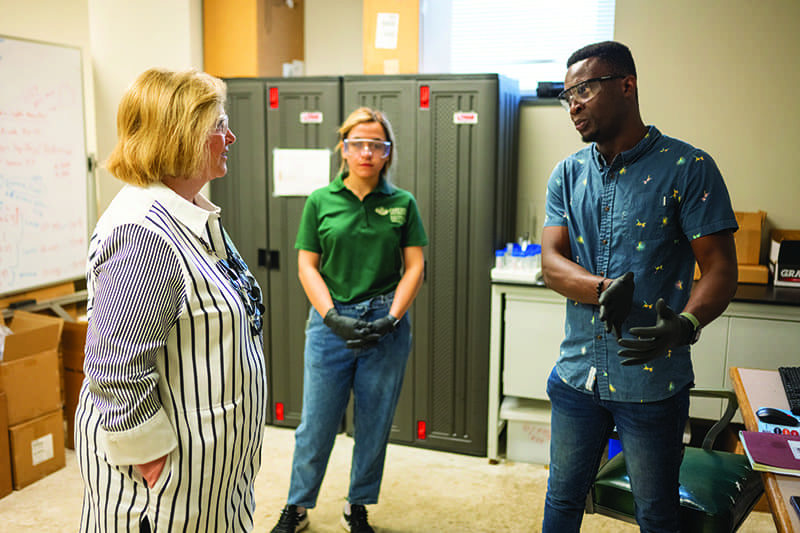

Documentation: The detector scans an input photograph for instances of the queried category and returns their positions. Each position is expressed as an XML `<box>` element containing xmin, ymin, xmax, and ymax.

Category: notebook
<box><xmin>739</xmin><ymin>430</ymin><xmax>800</xmax><ymax>476</ymax></box>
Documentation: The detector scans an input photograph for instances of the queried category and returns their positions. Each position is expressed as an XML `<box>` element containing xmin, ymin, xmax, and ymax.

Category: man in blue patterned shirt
<box><xmin>540</xmin><ymin>41</ymin><xmax>739</xmax><ymax>533</ymax></box>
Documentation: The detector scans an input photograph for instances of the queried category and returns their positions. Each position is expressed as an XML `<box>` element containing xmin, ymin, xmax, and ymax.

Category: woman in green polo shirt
<box><xmin>270</xmin><ymin>107</ymin><xmax>428</xmax><ymax>533</ymax></box>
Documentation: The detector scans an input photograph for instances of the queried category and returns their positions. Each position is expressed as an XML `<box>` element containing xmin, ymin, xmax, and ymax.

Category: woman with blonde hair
<box><xmin>269</xmin><ymin>107</ymin><xmax>427</xmax><ymax>533</ymax></box>
<box><xmin>75</xmin><ymin>67</ymin><xmax>267</xmax><ymax>532</ymax></box>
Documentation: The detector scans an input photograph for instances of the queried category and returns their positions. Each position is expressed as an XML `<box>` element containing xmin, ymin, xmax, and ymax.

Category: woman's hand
<box><xmin>137</xmin><ymin>455</ymin><xmax>168</xmax><ymax>488</ymax></box>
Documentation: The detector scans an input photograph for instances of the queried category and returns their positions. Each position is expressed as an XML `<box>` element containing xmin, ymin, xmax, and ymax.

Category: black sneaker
<box><xmin>340</xmin><ymin>504</ymin><xmax>375</xmax><ymax>533</ymax></box>
<box><xmin>270</xmin><ymin>504</ymin><xmax>309</xmax><ymax>533</ymax></box>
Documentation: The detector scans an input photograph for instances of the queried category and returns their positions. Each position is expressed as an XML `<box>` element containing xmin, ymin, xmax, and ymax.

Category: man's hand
<box><xmin>323</xmin><ymin>308</ymin><xmax>371</xmax><ymax>341</ymax></box>
<box><xmin>617</xmin><ymin>298</ymin><xmax>694</xmax><ymax>365</ymax></box>
<box><xmin>598</xmin><ymin>272</ymin><xmax>635</xmax><ymax>339</ymax></box>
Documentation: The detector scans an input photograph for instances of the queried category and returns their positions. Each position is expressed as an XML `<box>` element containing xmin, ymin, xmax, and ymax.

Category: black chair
<box><xmin>585</xmin><ymin>389</ymin><xmax>765</xmax><ymax>533</ymax></box>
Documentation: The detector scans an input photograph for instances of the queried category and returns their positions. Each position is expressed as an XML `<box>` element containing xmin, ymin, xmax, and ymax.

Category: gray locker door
<box><xmin>210</xmin><ymin>79</ymin><xmax>272</xmax><ymax>422</ymax></box>
<box><xmin>265</xmin><ymin>78</ymin><xmax>342</xmax><ymax>428</ymax></box>
<box><xmin>412</xmin><ymin>76</ymin><xmax>508</xmax><ymax>456</ymax></box>
<box><xmin>341</xmin><ymin>77</ymin><xmax>417</xmax><ymax>443</ymax></box>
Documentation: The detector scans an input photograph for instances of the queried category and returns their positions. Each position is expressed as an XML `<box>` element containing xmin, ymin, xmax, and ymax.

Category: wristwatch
<box><xmin>680</xmin><ymin>312</ymin><xmax>702</xmax><ymax>345</ymax></box>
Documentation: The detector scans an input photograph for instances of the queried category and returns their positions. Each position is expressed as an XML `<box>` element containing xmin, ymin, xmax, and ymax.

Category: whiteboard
<box><xmin>0</xmin><ymin>36</ymin><xmax>88</xmax><ymax>296</ymax></box>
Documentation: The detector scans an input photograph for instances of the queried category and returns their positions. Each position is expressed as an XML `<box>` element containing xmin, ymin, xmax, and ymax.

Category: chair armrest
<box><xmin>689</xmin><ymin>388</ymin><xmax>739</xmax><ymax>451</ymax></box>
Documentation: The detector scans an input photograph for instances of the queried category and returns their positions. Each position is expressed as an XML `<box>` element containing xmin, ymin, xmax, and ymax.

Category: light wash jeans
<box><xmin>542</xmin><ymin>367</ymin><xmax>690</xmax><ymax>533</ymax></box>
<box><xmin>287</xmin><ymin>292</ymin><xmax>410</xmax><ymax>508</ymax></box>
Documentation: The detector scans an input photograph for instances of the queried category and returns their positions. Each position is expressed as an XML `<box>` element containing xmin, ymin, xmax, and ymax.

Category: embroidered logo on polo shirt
<box><xmin>375</xmin><ymin>206</ymin><xmax>406</xmax><ymax>224</ymax></box>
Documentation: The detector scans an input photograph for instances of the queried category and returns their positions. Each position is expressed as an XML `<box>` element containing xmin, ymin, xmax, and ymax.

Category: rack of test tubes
<box><xmin>490</xmin><ymin>240</ymin><xmax>543</xmax><ymax>284</ymax></box>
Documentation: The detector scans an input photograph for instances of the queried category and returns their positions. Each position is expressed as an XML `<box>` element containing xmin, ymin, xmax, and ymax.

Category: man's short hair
<box><xmin>567</xmin><ymin>41</ymin><xmax>637</xmax><ymax>77</ymax></box>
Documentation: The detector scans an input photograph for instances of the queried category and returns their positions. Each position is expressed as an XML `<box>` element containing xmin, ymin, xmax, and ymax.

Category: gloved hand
<box><xmin>367</xmin><ymin>314</ymin><xmax>398</xmax><ymax>338</ymax></box>
<box><xmin>345</xmin><ymin>314</ymin><xmax>399</xmax><ymax>349</ymax></box>
<box><xmin>616</xmin><ymin>298</ymin><xmax>694</xmax><ymax>366</ymax></box>
<box><xmin>598</xmin><ymin>272</ymin><xmax>635</xmax><ymax>339</ymax></box>
<box><xmin>323</xmin><ymin>308</ymin><xmax>371</xmax><ymax>341</ymax></box>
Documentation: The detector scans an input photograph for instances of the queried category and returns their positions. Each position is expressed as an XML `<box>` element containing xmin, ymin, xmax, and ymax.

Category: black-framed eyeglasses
<box><xmin>216</xmin><ymin>241</ymin><xmax>264</xmax><ymax>337</ymax></box>
<box><xmin>557</xmin><ymin>75</ymin><xmax>625</xmax><ymax>110</ymax></box>
<box><xmin>343</xmin><ymin>138</ymin><xmax>391</xmax><ymax>159</ymax></box>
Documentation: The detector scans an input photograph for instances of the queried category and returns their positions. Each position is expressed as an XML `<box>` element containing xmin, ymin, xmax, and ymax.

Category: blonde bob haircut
<box><xmin>337</xmin><ymin>107</ymin><xmax>396</xmax><ymax>180</ymax></box>
<box><xmin>105</xmin><ymin>67</ymin><xmax>227</xmax><ymax>186</ymax></box>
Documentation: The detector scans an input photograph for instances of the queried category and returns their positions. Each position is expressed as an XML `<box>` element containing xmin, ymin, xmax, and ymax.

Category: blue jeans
<box><xmin>287</xmin><ymin>292</ymin><xmax>411</xmax><ymax>508</ymax></box>
<box><xmin>542</xmin><ymin>367</ymin><xmax>690</xmax><ymax>533</ymax></box>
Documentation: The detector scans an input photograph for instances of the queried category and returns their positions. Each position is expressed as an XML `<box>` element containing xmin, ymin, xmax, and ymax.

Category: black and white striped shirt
<box><xmin>75</xmin><ymin>182</ymin><xmax>267</xmax><ymax>532</ymax></box>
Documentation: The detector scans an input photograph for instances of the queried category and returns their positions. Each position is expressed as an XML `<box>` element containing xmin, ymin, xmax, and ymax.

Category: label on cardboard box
<box><xmin>31</xmin><ymin>433</ymin><xmax>54</xmax><ymax>466</ymax></box>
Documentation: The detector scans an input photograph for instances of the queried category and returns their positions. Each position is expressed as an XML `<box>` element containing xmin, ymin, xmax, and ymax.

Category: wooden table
<box><xmin>730</xmin><ymin>367</ymin><xmax>800</xmax><ymax>533</ymax></box>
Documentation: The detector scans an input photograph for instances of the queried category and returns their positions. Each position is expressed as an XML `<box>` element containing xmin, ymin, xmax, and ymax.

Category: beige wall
<box><xmin>88</xmin><ymin>0</ymin><xmax>203</xmax><ymax>216</ymax></box>
<box><xmin>0</xmin><ymin>0</ymin><xmax>99</xmax><ymax>223</ymax></box>
<box><xmin>518</xmin><ymin>0</ymin><xmax>800</xmax><ymax>241</ymax></box>
<box><xmin>3</xmin><ymin>0</ymin><xmax>799</xmax><ymax>238</ymax></box>
<box><xmin>304</xmin><ymin>0</ymin><xmax>363</xmax><ymax>76</ymax></box>
<box><xmin>1</xmin><ymin>0</ymin><xmax>203</xmax><ymax>222</ymax></box>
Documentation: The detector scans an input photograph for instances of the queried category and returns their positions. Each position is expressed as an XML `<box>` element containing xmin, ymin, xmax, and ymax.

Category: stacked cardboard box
<box><xmin>61</xmin><ymin>319</ymin><xmax>87</xmax><ymax>449</ymax></box>
<box><xmin>0</xmin><ymin>392</ymin><xmax>12</xmax><ymax>499</ymax></box>
<box><xmin>694</xmin><ymin>210</ymin><xmax>769</xmax><ymax>283</ymax></box>
<box><xmin>733</xmin><ymin>211</ymin><xmax>769</xmax><ymax>284</ymax></box>
<box><xmin>0</xmin><ymin>311</ymin><xmax>65</xmax><ymax>491</ymax></box>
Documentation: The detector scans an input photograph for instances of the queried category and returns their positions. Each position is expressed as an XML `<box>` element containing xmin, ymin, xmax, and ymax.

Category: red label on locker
<box><xmin>269</xmin><ymin>87</ymin><xmax>279</xmax><ymax>108</ymax></box>
<box><xmin>417</xmin><ymin>420</ymin><xmax>427</xmax><ymax>440</ymax></box>
<box><xmin>275</xmin><ymin>402</ymin><xmax>284</xmax><ymax>420</ymax></box>
<box><xmin>419</xmin><ymin>86</ymin><xmax>430</xmax><ymax>109</ymax></box>
<box><xmin>300</xmin><ymin>111</ymin><xmax>323</xmax><ymax>123</ymax></box>
<box><xmin>453</xmin><ymin>112</ymin><xmax>478</xmax><ymax>124</ymax></box>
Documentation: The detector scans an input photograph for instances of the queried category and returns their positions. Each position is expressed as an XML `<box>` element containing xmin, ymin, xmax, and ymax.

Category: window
<box><xmin>421</xmin><ymin>0</ymin><xmax>615</xmax><ymax>95</ymax></box>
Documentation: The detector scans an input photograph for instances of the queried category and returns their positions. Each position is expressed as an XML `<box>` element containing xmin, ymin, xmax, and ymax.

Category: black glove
<box><xmin>367</xmin><ymin>314</ymin><xmax>398</xmax><ymax>338</ymax></box>
<box><xmin>616</xmin><ymin>298</ymin><xmax>694</xmax><ymax>366</ymax></box>
<box><xmin>345</xmin><ymin>314</ymin><xmax>399</xmax><ymax>349</ymax></box>
<box><xmin>598</xmin><ymin>272</ymin><xmax>635</xmax><ymax>339</ymax></box>
<box><xmin>323</xmin><ymin>308</ymin><xmax>371</xmax><ymax>341</ymax></box>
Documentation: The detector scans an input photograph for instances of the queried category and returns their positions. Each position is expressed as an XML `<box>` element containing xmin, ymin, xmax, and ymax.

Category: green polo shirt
<box><xmin>295</xmin><ymin>172</ymin><xmax>428</xmax><ymax>304</ymax></box>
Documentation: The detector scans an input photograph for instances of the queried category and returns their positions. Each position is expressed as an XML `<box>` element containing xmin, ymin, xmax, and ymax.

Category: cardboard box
<box><xmin>0</xmin><ymin>311</ymin><xmax>63</xmax><ymax>426</ymax></box>
<box><xmin>770</xmin><ymin>229</ymin><xmax>800</xmax><ymax>287</ymax></box>
<box><xmin>61</xmin><ymin>319</ymin><xmax>87</xmax><ymax>372</ymax></box>
<box><xmin>733</xmin><ymin>210</ymin><xmax>767</xmax><ymax>265</ymax></box>
<box><xmin>693</xmin><ymin>262</ymin><xmax>769</xmax><ymax>284</ymax></box>
<box><xmin>1</xmin><ymin>349</ymin><xmax>61</xmax><ymax>426</ymax></box>
<box><xmin>363</xmin><ymin>0</ymin><xmax>419</xmax><ymax>74</ymax></box>
<box><xmin>63</xmin><ymin>368</ymin><xmax>84</xmax><ymax>450</ymax></box>
<box><xmin>203</xmin><ymin>0</ymin><xmax>304</xmax><ymax>78</ymax></box>
<box><xmin>0</xmin><ymin>392</ymin><xmax>13</xmax><ymax>499</ymax></box>
<box><xmin>1</xmin><ymin>310</ymin><xmax>62</xmax><ymax>362</ymax></box>
<box><xmin>737</xmin><ymin>264</ymin><xmax>769</xmax><ymax>284</ymax></box>
<box><xmin>8</xmin><ymin>408</ymin><xmax>65</xmax><ymax>489</ymax></box>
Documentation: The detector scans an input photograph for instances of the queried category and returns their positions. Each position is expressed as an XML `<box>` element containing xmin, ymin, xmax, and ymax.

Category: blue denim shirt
<box><xmin>544</xmin><ymin>126</ymin><xmax>738</xmax><ymax>402</ymax></box>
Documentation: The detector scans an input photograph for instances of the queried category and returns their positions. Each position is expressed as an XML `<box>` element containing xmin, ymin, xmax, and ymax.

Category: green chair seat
<box><xmin>592</xmin><ymin>444</ymin><xmax>764</xmax><ymax>533</ymax></box>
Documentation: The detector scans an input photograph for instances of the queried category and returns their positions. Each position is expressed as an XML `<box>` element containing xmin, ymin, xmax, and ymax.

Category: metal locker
<box><xmin>342</xmin><ymin>78</ymin><xmax>418</xmax><ymax>444</ymax></box>
<box><xmin>264</xmin><ymin>78</ymin><xmax>342</xmax><ymax>429</ymax></box>
<box><xmin>412</xmin><ymin>74</ymin><xmax>519</xmax><ymax>457</ymax></box>
<box><xmin>342</xmin><ymin>74</ymin><xmax>519</xmax><ymax>456</ymax></box>
<box><xmin>211</xmin><ymin>77</ymin><xmax>342</xmax><ymax>429</ymax></box>
<box><xmin>210</xmin><ymin>79</ymin><xmax>272</xmax><ymax>421</ymax></box>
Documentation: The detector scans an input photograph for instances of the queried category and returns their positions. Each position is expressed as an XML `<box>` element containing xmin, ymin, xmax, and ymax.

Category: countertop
<box><xmin>491</xmin><ymin>275</ymin><xmax>800</xmax><ymax>307</ymax></box>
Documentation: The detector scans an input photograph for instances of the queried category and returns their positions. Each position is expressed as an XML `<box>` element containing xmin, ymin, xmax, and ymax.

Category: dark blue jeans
<box><xmin>287</xmin><ymin>292</ymin><xmax>411</xmax><ymax>508</ymax></box>
<box><xmin>542</xmin><ymin>368</ymin><xmax>690</xmax><ymax>533</ymax></box>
